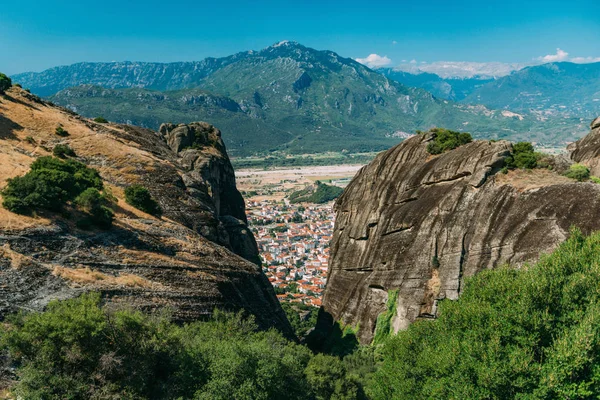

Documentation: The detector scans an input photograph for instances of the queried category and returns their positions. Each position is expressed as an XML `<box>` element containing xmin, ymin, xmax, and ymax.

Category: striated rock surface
<box><xmin>0</xmin><ymin>87</ymin><xmax>291</xmax><ymax>335</ymax></box>
<box><xmin>323</xmin><ymin>124</ymin><xmax>600</xmax><ymax>344</ymax></box>
<box><xmin>570</xmin><ymin>117</ymin><xmax>600</xmax><ymax>175</ymax></box>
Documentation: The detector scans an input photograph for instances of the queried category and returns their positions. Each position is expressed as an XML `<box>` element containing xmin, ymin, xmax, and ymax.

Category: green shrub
<box><xmin>124</xmin><ymin>184</ymin><xmax>162</xmax><ymax>216</ymax></box>
<box><xmin>74</xmin><ymin>188</ymin><xmax>114</xmax><ymax>229</ymax></box>
<box><xmin>52</xmin><ymin>144</ymin><xmax>76</xmax><ymax>158</ymax></box>
<box><xmin>564</xmin><ymin>163</ymin><xmax>590</xmax><ymax>182</ymax></box>
<box><xmin>425</xmin><ymin>128</ymin><xmax>472</xmax><ymax>155</ymax></box>
<box><xmin>55</xmin><ymin>126</ymin><xmax>69</xmax><ymax>137</ymax></box>
<box><xmin>0</xmin><ymin>72</ymin><xmax>11</xmax><ymax>93</ymax></box>
<box><xmin>590</xmin><ymin>176</ymin><xmax>600</xmax><ymax>184</ymax></box>
<box><xmin>504</xmin><ymin>141</ymin><xmax>539</xmax><ymax>170</ymax></box>
<box><xmin>305</xmin><ymin>353</ymin><xmax>361</xmax><ymax>400</ymax></box>
<box><xmin>0</xmin><ymin>293</ymin><xmax>361</xmax><ymax>399</ymax></box>
<box><xmin>13</xmin><ymin>83</ymin><xmax>22</xmax><ymax>88</ymax></box>
<box><xmin>1</xmin><ymin>156</ymin><xmax>104</xmax><ymax>217</ymax></box>
<box><xmin>369</xmin><ymin>228</ymin><xmax>600</xmax><ymax>399</ymax></box>
<box><xmin>93</xmin><ymin>116</ymin><xmax>108</xmax><ymax>123</ymax></box>
<box><xmin>24</xmin><ymin>136</ymin><xmax>36</xmax><ymax>145</ymax></box>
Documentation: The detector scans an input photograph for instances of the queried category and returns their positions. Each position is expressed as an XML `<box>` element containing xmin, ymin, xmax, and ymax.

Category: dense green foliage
<box><xmin>124</xmin><ymin>184</ymin><xmax>162</xmax><ymax>216</ymax></box>
<box><xmin>0</xmin><ymin>294</ymin><xmax>362</xmax><ymax>399</ymax></box>
<box><xmin>1</xmin><ymin>157</ymin><xmax>103</xmax><ymax>214</ymax></box>
<box><xmin>370</xmin><ymin>228</ymin><xmax>600</xmax><ymax>399</ymax></box>
<box><xmin>289</xmin><ymin>182</ymin><xmax>344</xmax><ymax>204</ymax></box>
<box><xmin>281</xmin><ymin>303</ymin><xmax>319</xmax><ymax>339</ymax></box>
<box><xmin>52</xmin><ymin>144</ymin><xmax>77</xmax><ymax>158</ymax></box>
<box><xmin>93</xmin><ymin>116</ymin><xmax>108</xmax><ymax>123</ymax></box>
<box><xmin>564</xmin><ymin>163</ymin><xmax>591</xmax><ymax>182</ymax></box>
<box><xmin>0</xmin><ymin>72</ymin><xmax>11</xmax><ymax>93</ymax></box>
<box><xmin>74</xmin><ymin>188</ymin><xmax>115</xmax><ymax>229</ymax></box>
<box><xmin>503</xmin><ymin>141</ymin><xmax>540</xmax><ymax>170</ymax></box>
<box><xmin>425</xmin><ymin>128</ymin><xmax>472</xmax><ymax>155</ymax></box>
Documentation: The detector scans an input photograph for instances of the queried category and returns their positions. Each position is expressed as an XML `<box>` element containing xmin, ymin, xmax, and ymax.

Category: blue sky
<box><xmin>1</xmin><ymin>0</ymin><xmax>599</xmax><ymax>74</ymax></box>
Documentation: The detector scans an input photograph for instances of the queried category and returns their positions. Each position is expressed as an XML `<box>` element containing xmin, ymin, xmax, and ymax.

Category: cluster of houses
<box><xmin>246</xmin><ymin>199</ymin><xmax>335</xmax><ymax>307</ymax></box>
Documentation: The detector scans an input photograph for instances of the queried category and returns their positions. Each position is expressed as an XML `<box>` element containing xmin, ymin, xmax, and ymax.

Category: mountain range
<box><xmin>11</xmin><ymin>42</ymin><xmax>591</xmax><ymax>156</ymax></box>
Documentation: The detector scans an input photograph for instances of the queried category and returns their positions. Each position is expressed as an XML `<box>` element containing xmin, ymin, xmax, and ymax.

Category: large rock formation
<box><xmin>323</xmin><ymin>121</ymin><xmax>600</xmax><ymax>344</ymax></box>
<box><xmin>570</xmin><ymin>116</ymin><xmax>600</xmax><ymax>175</ymax></box>
<box><xmin>0</xmin><ymin>87</ymin><xmax>291</xmax><ymax>336</ymax></box>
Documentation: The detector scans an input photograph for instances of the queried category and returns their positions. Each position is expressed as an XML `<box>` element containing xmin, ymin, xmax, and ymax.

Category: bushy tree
<box><xmin>504</xmin><ymin>141</ymin><xmax>539</xmax><ymax>170</ymax></box>
<box><xmin>74</xmin><ymin>188</ymin><xmax>114</xmax><ymax>229</ymax></box>
<box><xmin>426</xmin><ymin>128</ymin><xmax>472</xmax><ymax>155</ymax></box>
<box><xmin>1</xmin><ymin>157</ymin><xmax>113</xmax><ymax>228</ymax></box>
<box><xmin>2</xmin><ymin>157</ymin><xmax>102</xmax><ymax>214</ymax></box>
<box><xmin>52</xmin><ymin>144</ymin><xmax>76</xmax><ymax>158</ymax></box>
<box><xmin>93</xmin><ymin>116</ymin><xmax>108</xmax><ymax>123</ymax></box>
<box><xmin>55</xmin><ymin>126</ymin><xmax>69</xmax><ymax>137</ymax></box>
<box><xmin>564</xmin><ymin>163</ymin><xmax>590</xmax><ymax>182</ymax></box>
<box><xmin>0</xmin><ymin>73</ymin><xmax>11</xmax><ymax>93</ymax></box>
<box><xmin>124</xmin><ymin>184</ymin><xmax>162</xmax><ymax>216</ymax></box>
<box><xmin>369</xmin><ymin>228</ymin><xmax>600</xmax><ymax>399</ymax></box>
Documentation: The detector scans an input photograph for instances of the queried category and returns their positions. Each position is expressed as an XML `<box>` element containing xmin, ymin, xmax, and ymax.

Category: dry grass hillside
<box><xmin>0</xmin><ymin>86</ymin><xmax>292</xmax><ymax>335</ymax></box>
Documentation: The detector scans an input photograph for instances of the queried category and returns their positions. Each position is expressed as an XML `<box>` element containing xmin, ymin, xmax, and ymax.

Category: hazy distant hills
<box><xmin>14</xmin><ymin>42</ymin><xmax>589</xmax><ymax>156</ymax></box>
<box><xmin>462</xmin><ymin>62</ymin><xmax>600</xmax><ymax>119</ymax></box>
<box><xmin>383</xmin><ymin>62</ymin><xmax>600</xmax><ymax>118</ymax></box>
<box><xmin>378</xmin><ymin>69</ymin><xmax>493</xmax><ymax>101</ymax></box>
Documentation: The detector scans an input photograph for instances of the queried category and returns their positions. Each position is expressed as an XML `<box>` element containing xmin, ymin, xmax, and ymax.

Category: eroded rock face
<box><xmin>158</xmin><ymin>122</ymin><xmax>259</xmax><ymax>265</ymax></box>
<box><xmin>323</xmin><ymin>128</ymin><xmax>600</xmax><ymax>344</ymax></box>
<box><xmin>570</xmin><ymin>117</ymin><xmax>600</xmax><ymax>176</ymax></box>
<box><xmin>0</xmin><ymin>87</ymin><xmax>288</xmax><ymax>335</ymax></box>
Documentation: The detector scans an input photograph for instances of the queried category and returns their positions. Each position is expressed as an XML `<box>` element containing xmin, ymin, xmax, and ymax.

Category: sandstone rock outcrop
<box><xmin>323</xmin><ymin>124</ymin><xmax>600</xmax><ymax>344</ymax></box>
<box><xmin>0</xmin><ymin>87</ymin><xmax>290</xmax><ymax>335</ymax></box>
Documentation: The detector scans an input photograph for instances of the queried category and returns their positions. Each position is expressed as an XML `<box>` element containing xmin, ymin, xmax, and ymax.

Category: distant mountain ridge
<box><xmin>378</xmin><ymin>69</ymin><xmax>494</xmax><ymax>101</ymax></box>
<box><xmin>463</xmin><ymin>62</ymin><xmax>600</xmax><ymax>118</ymax></box>
<box><xmin>14</xmin><ymin>42</ymin><xmax>589</xmax><ymax>155</ymax></box>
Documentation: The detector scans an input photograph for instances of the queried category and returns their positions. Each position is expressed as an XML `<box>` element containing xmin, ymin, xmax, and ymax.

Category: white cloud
<box><xmin>355</xmin><ymin>54</ymin><xmax>392</xmax><ymax>68</ymax></box>
<box><xmin>410</xmin><ymin>59</ymin><xmax>417</xmax><ymax>64</ymax></box>
<box><xmin>571</xmin><ymin>56</ymin><xmax>600</xmax><ymax>64</ymax></box>
<box><xmin>537</xmin><ymin>48</ymin><xmax>569</xmax><ymax>63</ymax></box>
<box><xmin>392</xmin><ymin>40</ymin><xmax>398</xmax><ymax>45</ymax></box>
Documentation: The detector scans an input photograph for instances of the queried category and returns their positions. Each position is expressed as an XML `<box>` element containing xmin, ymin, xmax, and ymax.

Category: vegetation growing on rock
<box><xmin>2</xmin><ymin>157</ymin><xmax>102</xmax><ymax>213</ymax></box>
<box><xmin>564</xmin><ymin>163</ymin><xmax>591</xmax><ymax>182</ymax></box>
<box><xmin>93</xmin><ymin>116</ymin><xmax>108</xmax><ymax>123</ymax></box>
<box><xmin>370</xmin><ymin>228</ymin><xmax>600</xmax><ymax>399</ymax></box>
<box><xmin>425</xmin><ymin>128</ymin><xmax>472</xmax><ymax>155</ymax></box>
<box><xmin>504</xmin><ymin>141</ymin><xmax>539</xmax><ymax>170</ymax></box>
<box><xmin>124</xmin><ymin>184</ymin><xmax>162</xmax><ymax>216</ymax></box>
<box><xmin>372</xmin><ymin>290</ymin><xmax>399</xmax><ymax>345</ymax></box>
<box><xmin>0</xmin><ymin>73</ymin><xmax>11</xmax><ymax>93</ymax></box>
<box><xmin>54</xmin><ymin>126</ymin><xmax>69</xmax><ymax>137</ymax></box>
<box><xmin>74</xmin><ymin>188</ymin><xmax>115</xmax><ymax>229</ymax></box>
<box><xmin>52</xmin><ymin>144</ymin><xmax>76</xmax><ymax>158</ymax></box>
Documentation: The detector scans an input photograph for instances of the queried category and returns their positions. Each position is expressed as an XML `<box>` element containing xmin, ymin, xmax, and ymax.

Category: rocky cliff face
<box><xmin>0</xmin><ymin>87</ymin><xmax>291</xmax><ymax>335</ymax></box>
<box><xmin>570</xmin><ymin>117</ymin><xmax>600</xmax><ymax>175</ymax></box>
<box><xmin>323</xmin><ymin>122</ymin><xmax>600</xmax><ymax>344</ymax></box>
